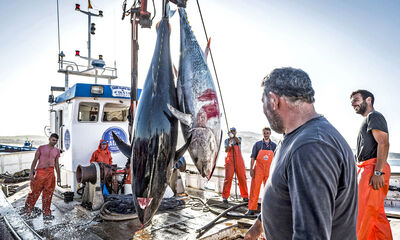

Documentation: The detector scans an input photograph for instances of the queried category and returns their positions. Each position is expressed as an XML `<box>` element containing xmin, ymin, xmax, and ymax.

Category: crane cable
<box><xmin>196</xmin><ymin>0</ymin><xmax>241</xmax><ymax>200</ymax></box>
<box><xmin>195</xmin><ymin>0</ymin><xmax>230</xmax><ymax>133</ymax></box>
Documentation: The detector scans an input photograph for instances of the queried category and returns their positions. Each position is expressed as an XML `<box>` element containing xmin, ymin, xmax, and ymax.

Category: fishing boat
<box><xmin>0</xmin><ymin>140</ymin><xmax>37</xmax><ymax>153</ymax></box>
<box><xmin>0</xmin><ymin>1</ymin><xmax>400</xmax><ymax>239</ymax></box>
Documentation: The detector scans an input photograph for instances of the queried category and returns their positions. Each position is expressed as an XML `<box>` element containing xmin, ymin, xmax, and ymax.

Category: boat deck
<box><xmin>1</xmin><ymin>181</ymin><xmax>400</xmax><ymax>239</ymax></box>
<box><xmin>4</xmin><ymin>184</ymin><xmax>254</xmax><ymax>239</ymax></box>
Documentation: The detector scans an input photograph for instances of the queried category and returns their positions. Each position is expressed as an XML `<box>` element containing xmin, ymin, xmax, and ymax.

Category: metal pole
<box><xmin>88</xmin><ymin>14</ymin><xmax>91</xmax><ymax>68</ymax></box>
<box><xmin>65</xmin><ymin>71</ymin><xmax>69</xmax><ymax>90</ymax></box>
<box><xmin>129</xmin><ymin>11</ymin><xmax>139</xmax><ymax>141</ymax></box>
<box><xmin>95</xmin><ymin>69</ymin><xmax>98</xmax><ymax>84</ymax></box>
<box><xmin>131</xmin><ymin>12</ymin><xmax>138</xmax><ymax>102</ymax></box>
<box><xmin>232</xmin><ymin>141</ymin><xmax>238</xmax><ymax>200</ymax></box>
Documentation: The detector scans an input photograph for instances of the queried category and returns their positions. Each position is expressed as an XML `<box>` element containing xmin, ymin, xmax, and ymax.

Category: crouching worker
<box><xmin>24</xmin><ymin>133</ymin><xmax>61</xmax><ymax>220</ymax></box>
<box><xmin>90</xmin><ymin>139</ymin><xmax>112</xmax><ymax>165</ymax></box>
<box><xmin>90</xmin><ymin>139</ymin><xmax>113</xmax><ymax>196</ymax></box>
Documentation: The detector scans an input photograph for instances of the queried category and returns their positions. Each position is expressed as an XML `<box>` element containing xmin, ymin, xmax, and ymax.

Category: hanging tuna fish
<box><xmin>126</xmin><ymin>11</ymin><xmax>188</xmax><ymax>225</ymax></box>
<box><xmin>168</xmin><ymin>8</ymin><xmax>222</xmax><ymax>180</ymax></box>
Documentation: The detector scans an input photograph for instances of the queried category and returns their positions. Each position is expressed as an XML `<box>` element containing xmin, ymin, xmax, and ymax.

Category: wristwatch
<box><xmin>374</xmin><ymin>170</ymin><xmax>385</xmax><ymax>176</ymax></box>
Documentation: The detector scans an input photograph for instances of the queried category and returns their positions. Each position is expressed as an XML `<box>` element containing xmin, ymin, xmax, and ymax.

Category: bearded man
<box><xmin>350</xmin><ymin>90</ymin><xmax>392</xmax><ymax>240</ymax></box>
<box><xmin>245</xmin><ymin>67</ymin><xmax>357</xmax><ymax>240</ymax></box>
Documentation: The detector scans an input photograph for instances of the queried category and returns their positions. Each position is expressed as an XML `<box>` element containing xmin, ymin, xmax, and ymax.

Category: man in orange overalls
<box><xmin>246</xmin><ymin>127</ymin><xmax>276</xmax><ymax>215</ymax></box>
<box><xmin>351</xmin><ymin>89</ymin><xmax>392</xmax><ymax>240</ymax></box>
<box><xmin>222</xmin><ymin>127</ymin><xmax>249</xmax><ymax>203</ymax></box>
<box><xmin>90</xmin><ymin>139</ymin><xmax>112</xmax><ymax>165</ymax></box>
<box><xmin>24</xmin><ymin>133</ymin><xmax>61</xmax><ymax>220</ymax></box>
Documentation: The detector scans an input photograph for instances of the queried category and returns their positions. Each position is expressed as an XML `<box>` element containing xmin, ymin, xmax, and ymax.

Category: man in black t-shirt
<box><xmin>350</xmin><ymin>89</ymin><xmax>392</xmax><ymax>239</ymax></box>
<box><xmin>245</xmin><ymin>67</ymin><xmax>357</xmax><ymax>240</ymax></box>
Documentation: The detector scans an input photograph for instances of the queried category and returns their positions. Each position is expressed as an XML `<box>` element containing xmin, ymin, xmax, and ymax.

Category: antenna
<box><xmin>57</xmin><ymin>3</ymin><xmax>117</xmax><ymax>88</ymax></box>
<box><xmin>56</xmin><ymin>0</ymin><xmax>61</xmax><ymax>55</ymax></box>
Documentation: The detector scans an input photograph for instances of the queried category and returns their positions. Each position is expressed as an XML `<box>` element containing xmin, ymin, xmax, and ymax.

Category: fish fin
<box><xmin>163</xmin><ymin>110</ymin><xmax>174</xmax><ymax>125</ymax></box>
<box><xmin>204</xmin><ymin>37</ymin><xmax>211</xmax><ymax>61</ymax></box>
<box><xmin>207</xmin><ymin>130</ymin><xmax>223</xmax><ymax>180</ymax></box>
<box><xmin>167</xmin><ymin>104</ymin><xmax>192</xmax><ymax>127</ymax></box>
<box><xmin>112</xmin><ymin>131</ymin><xmax>132</xmax><ymax>159</ymax></box>
<box><xmin>174</xmin><ymin>134</ymin><xmax>192</xmax><ymax>161</ymax></box>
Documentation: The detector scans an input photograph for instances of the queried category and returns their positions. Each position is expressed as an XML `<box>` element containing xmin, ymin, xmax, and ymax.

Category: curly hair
<box><xmin>262</xmin><ymin>67</ymin><xmax>315</xmax><ymax>103</ymax></box>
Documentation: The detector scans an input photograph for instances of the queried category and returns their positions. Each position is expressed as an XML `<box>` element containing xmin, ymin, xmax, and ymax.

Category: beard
<box><xmin>356</xmin><ymin>100</ymin><xmax>368</xmax><ymax>115</ymax></box>
<box><xmin>265</xmin><ymin>103</ymin><xmax>285</xmax><ymax>134</ymax></box>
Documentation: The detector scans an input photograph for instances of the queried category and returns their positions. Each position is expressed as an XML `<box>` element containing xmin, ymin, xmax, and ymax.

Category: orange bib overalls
<box><xmin>222</xmin><ymin>145</ymin><xmax>249</xmax><ymax>199</ymax></box>
<box><xmin>248</xmin><ymin>149</ymin><xmax>274</xmax><ymax>210</ymax></box>
<box><xmin>357</xmin><ymin>158</ymin><xmax>392</xmax><ymax>240</ymax></box>
<box><xmin>24</xmin><ymin>167</ymin><xmax>56</xmax><ymax>216</ymax></box>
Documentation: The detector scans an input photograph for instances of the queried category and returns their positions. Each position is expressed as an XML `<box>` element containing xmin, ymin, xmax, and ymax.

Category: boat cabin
<box><xmin>49</xmin><ymin>83</ymin><xmax>141</xmax><ymax>192</ymax></box>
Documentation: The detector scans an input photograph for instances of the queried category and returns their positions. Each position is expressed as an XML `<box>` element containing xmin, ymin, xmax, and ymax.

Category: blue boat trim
<box><xmin>55</xmin><ymin>83</ymin><xmax>142</xmax><ymax>103</ymax></box>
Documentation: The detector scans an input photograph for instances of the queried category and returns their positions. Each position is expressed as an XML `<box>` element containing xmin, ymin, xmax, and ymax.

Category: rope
<box><xmin>195</xmin><ymin>0</ymin><xmax>230</xmax><ymax>132</ymax></box>
<box><xmin>195</xmin><ymin>0</ymin><xmax>244</xmax><ymax>199</ymax></box>
<box><xmin>99</xmin><ymin>201</ymin><xmax>138</xmax><ymax>221</ymax></box>
<box><xmin>151</xmin><ymin>0</ymin><xmax>156</xmax><ymax>21</ymax></box>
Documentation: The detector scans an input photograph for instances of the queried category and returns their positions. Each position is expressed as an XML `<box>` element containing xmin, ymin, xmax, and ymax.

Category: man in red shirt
<box><xmin>90</xmin><ymin>139</ymin><xmax>113</xmax><ymax>165</ymax></box>
<box><xmin>24</xmin><ymin>133</ymin><xmax>61</xmax><ymax>220</ymax></box>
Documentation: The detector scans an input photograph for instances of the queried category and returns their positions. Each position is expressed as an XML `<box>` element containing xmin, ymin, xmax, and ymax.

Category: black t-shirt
<box><xmin>356</xmin><ymin>111</ymin><xmax>388</xmax><ymax>162</ymax></box>
<box><xmin>261</xmin><ymin>116</ymin><xmax>357</xmax><ymax>240</ymax></box>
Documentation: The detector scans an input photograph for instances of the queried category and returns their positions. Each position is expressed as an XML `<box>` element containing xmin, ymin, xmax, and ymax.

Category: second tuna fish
<box><xmin>168</xmin><ymin>8</ymin><xmax>222</xmax><ymax>180</ymax></box>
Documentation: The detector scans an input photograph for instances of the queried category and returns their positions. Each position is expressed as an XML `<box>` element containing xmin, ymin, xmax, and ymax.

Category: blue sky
<box><xmin>0</xmin><ymin>0</ymin><xmax>399</xmax><ymax>153</ymax></box>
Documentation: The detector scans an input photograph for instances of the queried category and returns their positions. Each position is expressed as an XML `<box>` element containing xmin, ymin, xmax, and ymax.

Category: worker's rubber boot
<box><xmin>43</xmin><ymin>214</ymin><xmax>55</xmax><ymax>220</ymax></box>
<box><xmin>245</xmin><ymin>210</ymin><xmax>255</xmax><ymax>216</ymax></box>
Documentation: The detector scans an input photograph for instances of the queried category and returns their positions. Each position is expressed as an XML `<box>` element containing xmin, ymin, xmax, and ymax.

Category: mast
<box><xmin>55</xmin><ymin>2</ymin><xmax>117</xmax><ymax>96</ymax></box>
<box><xmin>122</xmin><ymin>0</ymin><xmax>186</xmax><ymax>141</ymax></box>
<box><xmin>122</xmin><ymin>0</ymin><xmax>151</xmax><ymax>141</ymax></box>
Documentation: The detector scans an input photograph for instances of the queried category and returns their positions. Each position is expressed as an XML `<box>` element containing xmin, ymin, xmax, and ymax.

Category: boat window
<box><xmin>78</xmin><ymin>102</ymin><xmax>99</xmax><ymax>122</ymax></box>
<box><xmin>102</xmin><ymin>103</ymin><xmax>128</xmax><ymax>122</ymax></box>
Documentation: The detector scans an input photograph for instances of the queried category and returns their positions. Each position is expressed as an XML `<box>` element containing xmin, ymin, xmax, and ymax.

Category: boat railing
<box><xmin>58</xmin><ymin>59</ymin><xmax>117</xmax><ymax>80</ymax></box>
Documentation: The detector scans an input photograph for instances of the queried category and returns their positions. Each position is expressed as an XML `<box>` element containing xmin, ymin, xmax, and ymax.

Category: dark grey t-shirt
<box><xmin>261</xmin><ymin>116</ymin><xmax>357</xmax><ymax>240</ymax></box>
<box><xmin>356</xmin><ymin>111</ymin><xmax>388</xmax><ymax>162</ymax></box>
